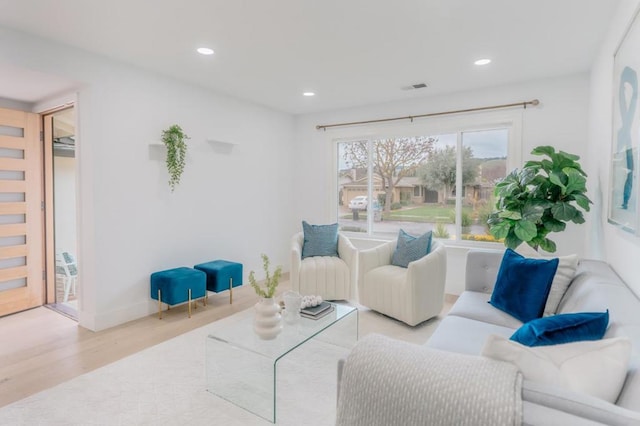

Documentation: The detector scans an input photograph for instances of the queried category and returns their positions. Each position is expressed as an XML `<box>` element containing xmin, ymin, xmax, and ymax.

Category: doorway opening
<box><xmin>44</xmin><ymin>107</ymin><xmax>78</xmax><ymax>320</ymax></box>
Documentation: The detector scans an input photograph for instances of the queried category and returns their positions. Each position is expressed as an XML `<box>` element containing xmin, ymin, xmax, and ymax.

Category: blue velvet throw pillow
<box><xmin>301</xmin><ymin>221</ymin><xmax>339</xmax><ymax>259</ymax></box>
<box><xmin>489</xmin><ymin>249</ymin><xmax>559</xmax><ymax>323</ymax></box>
<box><xmin>510</xmin><ymin>310</ymin><xmax>609</xmax><ymax>347</ymax></box>
<box><xmin>391</xmin><ymin>229</ymin><xmax>433</xmax><ymax>268</ymax></box>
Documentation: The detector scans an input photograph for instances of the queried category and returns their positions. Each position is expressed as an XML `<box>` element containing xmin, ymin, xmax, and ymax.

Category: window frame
<box><xmin>329</xmin><ymin>109</ymin><xmax>523</xmax><ymax>246</ymax></box>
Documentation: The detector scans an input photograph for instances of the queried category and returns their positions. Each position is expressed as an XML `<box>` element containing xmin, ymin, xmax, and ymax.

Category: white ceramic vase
<box><xmin>254</xmin><ymin>297</ymin><xmax>282</xmax><ymax>340</ymax></box>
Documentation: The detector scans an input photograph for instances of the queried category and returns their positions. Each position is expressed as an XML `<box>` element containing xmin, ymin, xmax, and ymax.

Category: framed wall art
<box><xmin>609</xmin><ymin>7</ymin><xmax>640</xmax><ymax>234</ymax></box>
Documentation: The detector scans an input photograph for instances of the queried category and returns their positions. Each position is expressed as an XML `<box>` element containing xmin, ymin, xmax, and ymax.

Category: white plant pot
<box><xmin>253</xmin><ymin>297</ymin><xmax>283</xmax><ymax>340</ymax></box>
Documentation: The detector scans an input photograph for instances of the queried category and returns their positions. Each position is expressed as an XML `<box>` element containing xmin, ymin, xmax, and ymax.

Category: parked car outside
<box><xmin>348</xmin><ymin>195</ymin><xmax>368</xmax><ymax>210</ymax></box>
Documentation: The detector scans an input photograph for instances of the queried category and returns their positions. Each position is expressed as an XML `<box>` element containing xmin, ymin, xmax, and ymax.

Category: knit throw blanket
<box><xmin>336</xmin><ymin>334</ymin><xmax>522</xmax><ymax>426</ymax></box>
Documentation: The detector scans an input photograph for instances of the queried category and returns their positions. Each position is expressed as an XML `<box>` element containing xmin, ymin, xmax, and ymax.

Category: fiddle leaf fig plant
<box><xmin>488</xmin><ymin>146</ymin><xmax>592</xmax><ymax>253</ymax></box>
<box><xmin>161</xmin><ymin>124</ymin><xmax>190</xmax><ymax>192</ymax></box>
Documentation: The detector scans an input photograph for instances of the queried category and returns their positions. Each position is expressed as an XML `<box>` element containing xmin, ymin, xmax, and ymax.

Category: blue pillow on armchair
<box><xmin>510</xmin><ymin>311</ymin><xmax>609</xmax><ymax>347</ymax></box>
<box><xmin>489</xmin><ymin>249</ymin><xmax>559</xmax><ymax>323</ymax></box>
<box><xmin>301</xmin><ymin>221</ymin><xmax>339</xmax><ymax>259</ymax></box>
<box><xmin>391</xmin><ymin>229</ymin><xmax>432</xmax><ymax>268</ymax></box>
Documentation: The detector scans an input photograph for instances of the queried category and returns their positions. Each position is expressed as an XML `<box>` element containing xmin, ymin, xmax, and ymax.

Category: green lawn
<box><xmin>385</xmin><ymin>205</ymin><xmax>472</xmax><ymax>223</ymax></box>
<box><xmin>340</xmin><ymin>204</ymin><xmax>474</xmax><ymax>223</ymax></box>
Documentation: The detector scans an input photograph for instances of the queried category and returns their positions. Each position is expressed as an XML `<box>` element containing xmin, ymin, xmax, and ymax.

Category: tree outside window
<box><xmin>342</xmin><ymin>137</ymin><xmax>435</xmax><ymax>213</ymax></box>
<box><xmin>419</xmin><ymin>146</ymin><xmax>478</xmax><ymax>206</ymax></box>
<box><xmin>336</xmin><ymin>128</ymin><xmax>508</xmax><ymax>242</ymax></box>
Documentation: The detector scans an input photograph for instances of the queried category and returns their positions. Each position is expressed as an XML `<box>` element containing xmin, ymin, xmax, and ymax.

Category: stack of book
<box><xmin>300</xmin><ymin>301</ymin><xmax>334</xmax><ymax>320</ymax></box>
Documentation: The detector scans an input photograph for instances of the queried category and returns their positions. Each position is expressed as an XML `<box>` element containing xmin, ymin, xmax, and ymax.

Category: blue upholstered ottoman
<box><xmin>150</xmin><ymin>267</ymin><xmax>206</xmax><ymax>319</ymax></box>
<box><xmin>194</xmin><ymin>260</ymin><xmax>243</xmax><ymax>304</ymax></box>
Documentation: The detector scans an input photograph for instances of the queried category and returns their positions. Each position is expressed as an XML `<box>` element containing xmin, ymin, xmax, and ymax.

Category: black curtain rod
<box><xmin>316</xmin><ymin>99</ymin><xmax>540</xmax><ymax>131</ymax></box>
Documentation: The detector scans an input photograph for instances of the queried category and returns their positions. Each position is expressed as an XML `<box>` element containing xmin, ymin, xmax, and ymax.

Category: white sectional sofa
<box><xmin>338</xmin><ymin>249</ymin><xmax>640</xmax><ymax>425</ymax></box>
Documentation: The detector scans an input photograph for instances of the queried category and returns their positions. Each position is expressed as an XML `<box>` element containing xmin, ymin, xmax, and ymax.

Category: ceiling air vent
<box><xmin>402</xmin><ymin>83</ymin><xmax>428</xmax><ymax>91</ymax></box>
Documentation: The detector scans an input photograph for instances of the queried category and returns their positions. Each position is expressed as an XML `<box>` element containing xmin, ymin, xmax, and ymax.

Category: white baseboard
<box><xmin>90</xmin><ymin>300</ymin><xmax>153</xmax><ymax>331</ymax></box>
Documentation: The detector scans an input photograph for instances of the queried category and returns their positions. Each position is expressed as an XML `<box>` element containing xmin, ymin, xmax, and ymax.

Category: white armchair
<box><xmin>291</xmin><ymin>232</ymin><xmax>357</xmax><ymax>300</ymax></box>
<box><xmin>358</xmin><ymin>239</ymin><xmax>446</xmax><ymax>326</ymax></box>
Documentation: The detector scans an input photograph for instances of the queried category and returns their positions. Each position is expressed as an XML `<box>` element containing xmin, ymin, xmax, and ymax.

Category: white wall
<box><xmin>0</xmin><ymin>27</ymin><xmax>295</xmax><ymax>330</ymax></box>
<box><xmin>294</xmin><ymin>74</ymin><xmax>590</xmax><ymax>294</ymax></box>
<box><xmin>53</xmin><ymin>156</ymin><xmax>77</xmax><ymax>256</ymax></box>
<box><xmin>587</xmin><ymin>0</ymin><xmax>640</xmax><ymax>297</ymax></box>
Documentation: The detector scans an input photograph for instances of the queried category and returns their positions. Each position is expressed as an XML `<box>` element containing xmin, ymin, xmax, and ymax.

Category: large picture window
<box><xmin>336</xmin><ymin>124</ymin><xmax>512</xmax><ymax>244</ymax></box>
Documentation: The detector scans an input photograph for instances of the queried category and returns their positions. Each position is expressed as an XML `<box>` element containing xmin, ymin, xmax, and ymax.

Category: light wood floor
<box><xmin>0</xmin><ymin>279</ymin><xmax>293</xmax><ymax>409</ymax></box>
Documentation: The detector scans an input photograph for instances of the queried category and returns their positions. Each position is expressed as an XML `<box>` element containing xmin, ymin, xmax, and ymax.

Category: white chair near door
<box><xmin>56</xmin><ymin>251</ymin><xmax>77</xmax><ymax>303</ymax></box>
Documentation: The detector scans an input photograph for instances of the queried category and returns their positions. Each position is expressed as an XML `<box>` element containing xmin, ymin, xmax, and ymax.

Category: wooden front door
<box><xmin>0</xmin><ymin>107</ymin><xmax>44</xmax><ymax>316</ymax></box>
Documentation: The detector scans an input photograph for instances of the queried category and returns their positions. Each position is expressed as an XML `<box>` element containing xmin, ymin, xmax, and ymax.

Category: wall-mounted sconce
<box><xmin>207</xmin><ymin>139</ymin><xmax>236</xmax><ymax>154</ymax></box>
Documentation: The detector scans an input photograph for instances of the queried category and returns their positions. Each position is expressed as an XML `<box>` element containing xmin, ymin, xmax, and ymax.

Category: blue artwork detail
<box><xmin>617</xmin><ymin>66</ymin><xmax>637</xmax><ymax>210</ymax></box>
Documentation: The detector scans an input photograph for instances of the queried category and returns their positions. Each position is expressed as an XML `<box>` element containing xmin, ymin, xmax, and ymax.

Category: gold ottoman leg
<box><xmin>158</xmin><ymin>289</ymin><xmax>162</xmax><ymax>320</ymax></box>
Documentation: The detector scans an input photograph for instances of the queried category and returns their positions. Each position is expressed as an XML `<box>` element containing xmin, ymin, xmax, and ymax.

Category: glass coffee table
<box><xmin>206</xmin><ymin>302</ymin><xmax>358</xmax><ymax>423</ymax></box>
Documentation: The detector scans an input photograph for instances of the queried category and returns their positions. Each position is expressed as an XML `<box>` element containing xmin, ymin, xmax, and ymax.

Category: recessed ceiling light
<box><xmin>197</xmin><ymin>47</ymin><xmax>214</xmax><ymax>55</ymax></box>
<box><xmin>474</xmin><ymin>58</ymin><xmax>491</xmax><ymax>66</ymax></box>
<box><xmin>303</xmin><ymin>92</ymin><xmax>315</xmax><ymax>97</ymax></box>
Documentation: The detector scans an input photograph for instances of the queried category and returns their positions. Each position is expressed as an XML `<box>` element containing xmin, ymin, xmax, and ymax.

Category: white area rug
<box><xmin>0</xmin><ymin>304</ymin><xmax>442</xmax><ymax>425</ymax></box>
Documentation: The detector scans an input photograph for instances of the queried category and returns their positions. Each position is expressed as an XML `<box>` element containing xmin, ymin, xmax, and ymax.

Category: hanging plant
<box><xmin>161</xmin><ymin>124</ymin><xmax>190</xmax><ymax>192</ymax></box>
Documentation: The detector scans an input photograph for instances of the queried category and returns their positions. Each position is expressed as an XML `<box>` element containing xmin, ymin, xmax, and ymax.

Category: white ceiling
<box><xmin>0</xmin><ymin>63</ymin><xmax>77</xmax><ymax>104</ymax></box>
<box><xmin>0</xmin><ymin>0</ymin><xmax>620</xmax><ymax>114</ymax></box>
